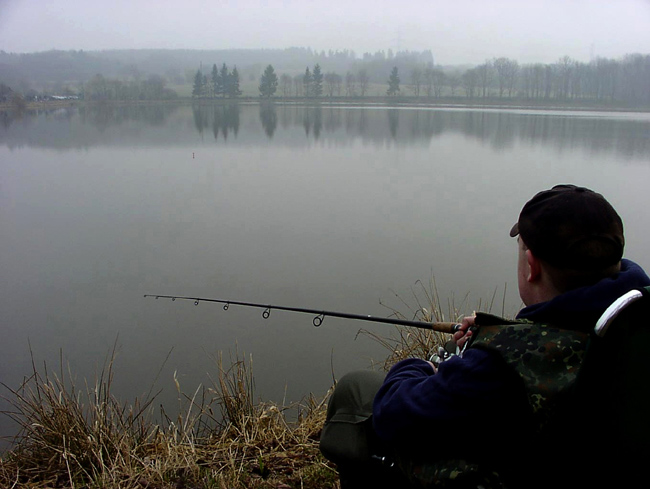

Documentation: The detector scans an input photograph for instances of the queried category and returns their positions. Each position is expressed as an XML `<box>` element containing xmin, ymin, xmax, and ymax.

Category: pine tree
<box><xmin>387</xmin><ymin>66</ymin><xmax>400</xmax><ymax>96</ymax></box>
<box><xmin>312</xmin><ymin>64</ymin><xmax>323</xmax><ymax>97</ymax></box>
<box><xmin>220</xmin><ymin>63</ymin><xmax>230</xmax><ymax>98</ymax></box>
<box><xmin>229</xmin><ymin>66</ymin><xmax>242</xmax><ymax>98</ymax></box>
<box><xmin>259</xmin><ymin>64</ymin><xmax>278</xmax><ymax>98</ymax></box>
<box><xmin>202</xmin><ymin>73</ymin><xmax>209</xmax><ymax>97</ymax></box>
<box><xmin>211</xmin><ymin>64</ymin><xmax>220</xmax><ymax>98</ymax></box>
<box><xmin>303</xmin><ymin>67</ymin><xmax>313</xmax><ymax>98</ymax></box>
<box><xmin>192</xmin><ymin>69</ymin><xmax>204</xmax><ymax>98</ymax></box>
<box><xmin>215</xmin><ymin>63</ymin><xmax>225</xmax><ymax>97</ymax></box>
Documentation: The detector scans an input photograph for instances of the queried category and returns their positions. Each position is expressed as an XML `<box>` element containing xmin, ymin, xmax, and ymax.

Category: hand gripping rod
<box><xmin>144</xmin><ymin>294</ymin><xmax>461</xmax><ymax>333</ymax></box>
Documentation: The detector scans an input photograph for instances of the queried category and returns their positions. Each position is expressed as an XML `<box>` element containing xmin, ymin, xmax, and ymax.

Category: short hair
<box><xmin>541</xmin><ymin>255</ymin><xmax>621</xmax><ymax>293</ymax></box>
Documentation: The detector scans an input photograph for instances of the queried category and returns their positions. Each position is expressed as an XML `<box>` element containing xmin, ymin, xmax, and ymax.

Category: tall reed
<box><xmin>1</xmin><ymin>346</ymin><xmax>336</xmax><ymax>488</ymax></box>
<box><xmin>1</xmin><ymin>278</ymin><xmax>505</xmax><ymax>487</ymax></box>
<box><xmin>365</xmin><ymin>274</ymin><xmax>509</xmax><ymax>369</ymax></box>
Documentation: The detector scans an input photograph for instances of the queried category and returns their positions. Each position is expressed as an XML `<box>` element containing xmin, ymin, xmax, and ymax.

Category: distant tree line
<box><xmin>0</xmin><ymin>75</ymin><xmax>178</xmax><ymax>104</ymax></box>
<box><xmin>0</xmin><ymin>47</ymin><xmax>430</xmax><ymax>87</ymax></box>
<box><xmin>0</xmin><ymin>48</ymin><xmax>431</xmax><ymax>100</ymax></box>
<box><xmin>192</xmin><ymin>63</ymin><xmax>242</xmax><ymax>99</ymax></box>
<box><xmin>262</xmin><ymin>63</ymin><xmax>362</xmax><ymax>98</ymax></box>
<box><xmin>2</xmin><ymin>48</ymin><xmax>649</xmax><ymax>106</ymax></box>
<box><xmin>259</xmin><ymin>53</ymin><xmax>650</xmax><ymax>105</ymax></box>
<box><xmin>82</xmin><ymin>74</ymin><xmax>177</xmax><ymax>101</ymax></box>
<box><xmin>0</xmin><ymin>83</ymin><xmax>16</xmax><ymax>103</ymax></box>
<box><xmin>458</xmin><ymin>54</ymin><xmax>650</xmax><ymax>104</ymax></box>
<box><xmin>268</xmin><ymin>63</ymin><xmax>371</xmax><ymax>98</ymax></box>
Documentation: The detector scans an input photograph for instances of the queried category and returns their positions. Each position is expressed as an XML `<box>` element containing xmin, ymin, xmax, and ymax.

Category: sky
<box><xmin>1</xmin><ymin>0</ymin><xmax>649</xmax><ymax>65</ymax></box>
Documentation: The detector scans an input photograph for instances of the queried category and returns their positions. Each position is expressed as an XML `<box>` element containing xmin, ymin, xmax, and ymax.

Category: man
<box><xmin>320</xmin><ymin>184</ymin><xmax>650</xmax><ymax>488</ymax></box>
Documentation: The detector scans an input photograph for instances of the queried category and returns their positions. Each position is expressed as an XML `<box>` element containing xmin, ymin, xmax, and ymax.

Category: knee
<box><xmin>335</xmin><ymin>370</ymin><xmax>385</xmax><ymax>395</ymax></box>
<box><xmin>326</xmin><ymin>370</ymin><xmax>386</xmax><ymax>419</ymax></box>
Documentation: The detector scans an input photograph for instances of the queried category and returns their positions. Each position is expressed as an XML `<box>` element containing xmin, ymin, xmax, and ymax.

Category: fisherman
<box><xmin>319</xmin><ymin>184</ymin><xmax>650</xmax><ymax>488</ymax></box>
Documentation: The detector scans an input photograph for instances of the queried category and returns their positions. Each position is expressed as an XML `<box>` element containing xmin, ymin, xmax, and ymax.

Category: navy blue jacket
<box><xmin>372</xmin><ymin>259</ymin><xmax>650</xmax><ymax>449</ymax></box>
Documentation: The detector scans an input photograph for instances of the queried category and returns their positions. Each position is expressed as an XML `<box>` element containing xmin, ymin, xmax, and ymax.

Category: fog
<box><xmin>1</xmin><ymin>0</ymin><xmax>649</xmax><ymax>64</ymax></box>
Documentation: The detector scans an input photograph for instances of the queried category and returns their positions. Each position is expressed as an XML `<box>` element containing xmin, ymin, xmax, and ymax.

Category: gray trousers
<box><xmin>319</xmin><ymin>370</ymin><xmax>411</xmax><ymax>488</ymax></box>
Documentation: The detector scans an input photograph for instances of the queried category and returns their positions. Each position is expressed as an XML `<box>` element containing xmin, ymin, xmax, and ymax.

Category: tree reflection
<box><xmin>0</xmin><ymin>105</ymin><xmax>648</xmax><ymax>161</ymax></box>
<box><xmin>301</xmin><ymin>106</ymin><xmax>322</xmax><ymax>139</ymax></box>
<box><xmin>387</xmin><ymin>109</ymin><xmax>399</xmax><ymax>138</ymax></box>
<box><xmin>259</xmin><ymin>103</ymin><xmax>277</xmax><ymax>138</ymax></box>
<box><xmin>81</xmin><ymin>104</ymin><xmax>171</xmax><ymax>132</ymax></box>
<box><xmin>212</xmin><ymin>103</ymin><xmax>240</xmax><ymax>140</ymax></box>
<box><xmin>191</xmin><ymin>103</ymin><xmax>241</xmax><ymax>140</ymax></box>
<box><xmin>192</xmin><ymin>104</ymin><xmax>208</xmax><ymax>135</ymax></box>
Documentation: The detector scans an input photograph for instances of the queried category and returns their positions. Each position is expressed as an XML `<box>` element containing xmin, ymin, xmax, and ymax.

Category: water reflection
<box><xmin>302</xmin><ymin>106</ymin><xmax>322</xmax><ymax>138</ymax></box>
<box><xmin>259</xmin><ymin>103</ymin><xmax>277</xmax><ymax>138</ymax></box>
<box><xmin>80</xmin><ymin>104</ymin><xmax>173</xmax><ymax>131</ymax></box>
<box><xmin>387</xmin><ymin>109</ymin><xmax>399</xmax><ymax>138</ymax></box>
<box><xmin>2</xmin><ymin>100</ymin><xmax>650</xmax><ymax>454</ymax></box>
<box><xmin>191</xmin><ymin>103</ymin><xmax>240</xmax><ymax>140</ymax></box>
<box><xmin>0</xmin><ymin>104</ymin><xmax>649</xmax><ymax>160</ymax></box>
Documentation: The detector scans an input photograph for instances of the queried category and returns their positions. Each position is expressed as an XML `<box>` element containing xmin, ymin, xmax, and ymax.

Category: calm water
<box><xmin>2</xmin><ymin>103</ymin><xmax>650</xmax><ymax>444</ymax></box>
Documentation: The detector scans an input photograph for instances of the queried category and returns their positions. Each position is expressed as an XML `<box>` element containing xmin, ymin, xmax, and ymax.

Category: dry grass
<box><xmin>0</xmin><ymin>344</ymin><xmax>337</xmax><ymax>489</ymax></box>
<box><xmin>363</xmin><ymin>274</ymin><xmax>509</xmax><ymax>370</ymax></box>
<box><xmin>0</xmin><ymin>277</ymin><xmax>505</xmax><ymax>488</ymax></box>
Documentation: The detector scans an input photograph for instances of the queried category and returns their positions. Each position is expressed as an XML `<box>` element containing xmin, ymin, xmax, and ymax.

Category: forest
<box><xmin>0</xmin><ymin>47</ymin><xmax>648</xmax><ymax>106</ymax></box>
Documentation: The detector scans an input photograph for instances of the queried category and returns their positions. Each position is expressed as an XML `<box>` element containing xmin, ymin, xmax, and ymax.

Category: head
<box><xmin>511</xmin><ymin>184</ymin><xmax>624</xmax><ymax>306</ymax></box>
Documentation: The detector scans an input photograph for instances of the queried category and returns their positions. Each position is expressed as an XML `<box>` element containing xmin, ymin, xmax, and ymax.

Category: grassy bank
<box><xmin>0</xmin><ymin>349</ymin><xmax>337</xmax><ymax>489</ymax></box>
<box><xmin>0</xmin><ymin>283</ymin><xmax>490</xmax><ymax>488</ymax></box>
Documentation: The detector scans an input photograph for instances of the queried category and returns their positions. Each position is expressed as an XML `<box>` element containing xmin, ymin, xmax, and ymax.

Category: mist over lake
<box><xmin>2</xmin><ymin>103</ymin><xmax>650</xmax><ymax>445</ymax></box>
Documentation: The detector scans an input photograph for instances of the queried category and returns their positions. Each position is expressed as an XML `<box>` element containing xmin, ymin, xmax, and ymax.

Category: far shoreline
<box><xmin>2</xmin><ymin>96</ymin><xmax>649</xmax><ymax>114</ymax></box>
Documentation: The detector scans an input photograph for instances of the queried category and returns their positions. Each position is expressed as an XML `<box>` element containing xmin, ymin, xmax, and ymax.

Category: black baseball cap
<box><xmin>510</xmin><ymin>185</ymin><xmax>624</xmax><ymax>270</ymax></box>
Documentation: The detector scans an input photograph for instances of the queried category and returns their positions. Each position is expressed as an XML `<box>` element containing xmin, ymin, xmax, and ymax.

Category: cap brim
<box><xmin>509</xmin><ymin>223</ymin><xmax>519</xmax><ymax>237</ymax></box>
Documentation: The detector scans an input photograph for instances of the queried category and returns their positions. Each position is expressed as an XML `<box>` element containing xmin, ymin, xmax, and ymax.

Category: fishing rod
<box><xmin>144</xmin><ymin>294</ymin><xmax>461</xmax><ymax>333</ymax></box>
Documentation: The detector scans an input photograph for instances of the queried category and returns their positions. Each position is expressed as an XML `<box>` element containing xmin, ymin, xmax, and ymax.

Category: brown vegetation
<box><xmin>0</xmin><ymin>347</ymin><xmax>337</xmax><ymax>489</ymax></box>
<box><xmin>1</xmin><ymin>278</ymin><xmax>478</xmax><ymax>488</ymax></box>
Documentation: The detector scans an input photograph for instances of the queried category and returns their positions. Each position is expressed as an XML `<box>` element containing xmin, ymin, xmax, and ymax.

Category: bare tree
<box><xmin>493</xmin><ymin>57</ymin><xmax>519</xmax><ymax>98</ymax></box>
<box><xmin>462</xmin><ymin>68</ymin><xmax>478</xmax><ymax>98</ymax></box>
<box><xmin>357</xmin><ymin>68</ymin><xmax>370</xmax><ymax>96</ymax></box>
<box><xmin>293</xmin><ymin>74</ymin><xmax>303</xmax><ymax>97</ymax></box>
<box><xmin>600</xmin><ymin>57</ymin><xmax>620</xmax><ymax>102</ymax></box>
<box><xmin>543</xmin><ymin>64</ymin><xmax>555</xmax><ymax>99</ymax></box>
<box><xmin>569</xmin><ymin>62</ymin><xmax>589</xmax><ymax>100</ymax></box>
<box><xmin>528</xmin><ymin>64</ymin><xmax>545</xmax><ymax>99</ymax></box>
<box><xmin>506</xmin><ymin>60</ymin><xmax>519</xmax><ymax>97</ymax></box>
<box><xmin>423</xmin><ymin>66</ymin><xmax>445</xmax><ymax>98</ymax></box>
<box><xmin>423</xmin><ymin>65</ymin><xmax>434</xmax><ymax>97</ymax></box>
<box><xmin>345</xmin><ymin>71</ymin><xmax>357</xmax><ymax>97</ymax></box>
<box><xmin>324</xmin><ymin>72</ymin><xmax>342</xmax><ymax>97</ymax></box>
<box><xmin>280</xmin><ymin>73</ymin><xmax>292</xmax><ymax>97</ymax></box>
<box><xmin>410</xmin><ymin>67</ymin><xmax>423</xmax><ymax>97</ymax></box>
<box><xmin>433</xmin><ymin>69</ymin><xmax>446</xmax><ymax>98</ymax></box>
<box><xmin>493</xmin><ymin>57</ymin><xmax>509</xmax><ymax>98</ymax></box>
<box><xmin>517</xmin><ymin>63</ymin><xmax>540</xmax><ymax>100</ymax></box>
<box><xmin>448</xmin><ymin>74</ymin><xmax>461</xmax><ymax>96</ymax></box>
<box><xmin>555</xmin><ymin>56</ymin><xmax>573</xmax><ymax>100</ymax></box>
<box><xmin>476</xmin><ymin>60</ymin><xmax>494</xmax><ymax>98</ymax></box>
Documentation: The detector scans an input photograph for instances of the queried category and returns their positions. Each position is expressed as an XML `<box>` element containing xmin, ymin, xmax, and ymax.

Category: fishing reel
<box><xmin>429</xmin><ymin>339</ymin><xmax>461</xmax><ymax>367</ymax></box>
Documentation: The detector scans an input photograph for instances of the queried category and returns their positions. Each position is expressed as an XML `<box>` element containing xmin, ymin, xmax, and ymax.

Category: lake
<box><xmin>1</xmin><ymin>103</ymin><xmax>650</xmax><ymax>445</ymax></box>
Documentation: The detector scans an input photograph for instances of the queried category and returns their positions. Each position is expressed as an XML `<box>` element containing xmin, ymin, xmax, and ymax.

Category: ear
<box><xmin>526</xmin><ymin>249</ymin><xmax>542</xmax><ymax>283</ymax></box>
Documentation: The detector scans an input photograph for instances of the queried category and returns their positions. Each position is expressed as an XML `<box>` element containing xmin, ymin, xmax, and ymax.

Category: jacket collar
<box><xmin>516</xmin><ymin>259</ymin><xmax>650</xmax><ymax>331</ymax></box>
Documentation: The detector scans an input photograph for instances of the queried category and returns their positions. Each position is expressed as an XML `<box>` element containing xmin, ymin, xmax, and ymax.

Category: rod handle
<box><xmin>432</xmin><ymin>322</ymin><xmax>462</xmax><ymax>334</ymax></box>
